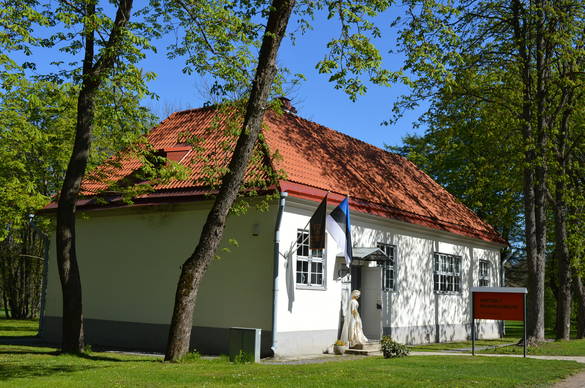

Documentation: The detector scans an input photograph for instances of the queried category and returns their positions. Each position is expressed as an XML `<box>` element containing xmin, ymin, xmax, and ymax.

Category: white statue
<box><xmin>341</xmin><ymin>289</ymin><xmax>368</xmax><ymax>347</ymax></box>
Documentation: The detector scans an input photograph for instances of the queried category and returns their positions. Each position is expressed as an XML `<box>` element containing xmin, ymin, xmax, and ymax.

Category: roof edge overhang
<box><xmin>38</xmin><ymin>179</ymin><xmax>506</xmax><ymax>248</ymax></box>
<box><xmin>279</xmin><ymin>181</ymin><xmax>508</xmax><ymax>247</ymax></box>
<box><xmin>38</xmin><ymin>185</ymin><xmax>281</xmax><ymax>215</ymax></box>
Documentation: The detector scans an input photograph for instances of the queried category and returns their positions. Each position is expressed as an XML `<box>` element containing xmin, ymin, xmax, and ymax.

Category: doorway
<box><xmin>360</xmin><ymin>266</ymin><xmax>382</xmax><ymax>340</ymax></box>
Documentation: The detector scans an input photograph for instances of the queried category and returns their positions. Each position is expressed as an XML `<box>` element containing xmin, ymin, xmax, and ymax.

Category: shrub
<box><xmin>381</xmin><ymin>336</ymin><xmax>409</xmax><ymax>359</ymax></box>
<box><xmin>180</xmin><ymin>350</ymin><xmax>201</xmax><ymax>363</ymax></box>
<box><xmin>233</xmin><ymin>350</ymin><xmax>252</xmax><ymax>363</ymax></box>
<box><xmin>334</xmin><ymin>340</ymin><xmax>347</xmax><ymax>346</ymax></box>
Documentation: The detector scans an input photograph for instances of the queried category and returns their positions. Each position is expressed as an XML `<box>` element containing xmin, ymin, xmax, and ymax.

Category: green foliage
<box><xmin>232</xmin><ymin>349</ymin><xmax>252</xmax><ymax>363</ymax></box>
<box><xmin>313</xmin><ymin>0</ymin><xmax>400</xmax><ymax>101</ymax></box>
<box><xmin>179</xmin><ymin>350</ymin><xmax>201</xmax><ymax>363</ymax></box>
<box><xmin>389</xmin><ymin>80</ymin><xmax>524</xmax><ymax>248</ymax></box>
<box><xmin>150</xmin><ymin>0</ymin><xmax>264</xmax><ymax>100</ymax></box>
<box><xmin>0</xmin><ymin>77</ymin><xmax>156</xmax><ymax>238</ymax></box>
<box><xmin>390</xmin><ymin>0</ymin><xmax>585</xmax><ymax>291</ymax></box>
<box><xmin>380</xmin><ymin>336</ymin><xmax>409</xmax><ymax>358</ymax></box>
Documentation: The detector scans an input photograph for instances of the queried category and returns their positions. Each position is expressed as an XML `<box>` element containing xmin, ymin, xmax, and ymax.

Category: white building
<box><xmin>41</xmin><ymin>100</ymin><xmax>506</xmax><ymax>357</ymax></box>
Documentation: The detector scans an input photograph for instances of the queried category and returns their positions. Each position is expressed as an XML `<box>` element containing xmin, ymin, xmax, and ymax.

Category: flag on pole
<box><xmin>309</xmin><ymin>194</ymin><xmax>327</xmax><ymax>250</ymax></box>
<box><xmin>326</xmin><ymin>197</ymin><xmax>352</xmax><ymax>267</ymax></box>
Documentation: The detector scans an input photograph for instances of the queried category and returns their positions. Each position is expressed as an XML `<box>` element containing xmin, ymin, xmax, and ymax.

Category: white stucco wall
<box><xmin>44</xmin><ymin>200</ymin><xmax>277</xmax><ymax>331</ymax></box>
<box><xmin>43</xmin><ymin>194</ymin><xmax>503</xmax><ymax>356</ymax></box>
<box><xmin>274</xmin><ymin>197</ymin><xmax>503</xmax><ymax>354</ymax></box>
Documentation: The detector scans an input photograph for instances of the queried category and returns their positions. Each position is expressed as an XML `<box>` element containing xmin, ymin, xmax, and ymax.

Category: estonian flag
<box><xmin>309</xmin><ymin>194</ymin><xmax>327</xmax><ymax>250</ymax></box>
<box><xmin>326</xmin><ymin>197</ymin><xmax>352</xmax><ymax>267</ymax></box>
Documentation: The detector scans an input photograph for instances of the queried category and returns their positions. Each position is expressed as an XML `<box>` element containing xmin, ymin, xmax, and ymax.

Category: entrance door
<box><xmin>360</xmin><ymin>266</ymin><xmax>382</xmax><ymax>340</ymax></box>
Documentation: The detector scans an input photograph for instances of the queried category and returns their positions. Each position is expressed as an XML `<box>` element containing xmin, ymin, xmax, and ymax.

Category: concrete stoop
<box><xmin>344</xmin><ymin>341</ymin><xmax>381</xmax><ymax>356</ymax></box>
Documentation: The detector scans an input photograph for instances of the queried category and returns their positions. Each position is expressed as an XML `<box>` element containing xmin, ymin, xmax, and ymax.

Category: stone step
<box><xmin>344</xmin><ymin>348</ymin><xmax>382</xmax><ymax>356</ymax></box>
<box><xmin>351</xmin><ymin>341</ymin><xmax>381</xmax><ymax>351</ymax></box>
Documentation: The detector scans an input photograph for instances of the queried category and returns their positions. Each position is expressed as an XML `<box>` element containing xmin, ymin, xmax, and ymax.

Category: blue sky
<box><xmin>139</xmin><ymin>9</ymin><xmax>427</xmax><ymax>149</ymax></box>
<box><xmin>16</xmin><ymin>5</ymin><xmax>427</xmax><ymax>149</ymax></box>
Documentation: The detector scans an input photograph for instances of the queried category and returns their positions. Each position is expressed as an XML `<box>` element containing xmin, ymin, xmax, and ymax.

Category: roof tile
<box><xmin>79</xmin><ymin>106</ymin><xmax>505</xmax><ymax>245</ymax></box>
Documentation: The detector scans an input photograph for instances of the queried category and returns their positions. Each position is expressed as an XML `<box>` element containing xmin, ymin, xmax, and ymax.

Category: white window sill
<box><xmin>434</xmin><ymin>291</ymin><xmax>462</xmax><ymax>296</ymax></box>
<box><xmin>295</xmin><ymin>285</ymin><xmax>327</xmax><ymax>291</ymax></box>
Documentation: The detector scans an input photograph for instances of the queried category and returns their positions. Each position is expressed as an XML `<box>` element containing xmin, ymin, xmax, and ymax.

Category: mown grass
<box><xmin>409</xmin><ymin>338</ymin><xmax>516</xmax><ymax>352</ymax></box>
<box><xmin>410</xmin><ymin>321</ymin><xmax>585</xmax><ymax>357</ymax></box>
<box><xmin>409</xmin><ymin>321</ymin><xmax>522</xmax><ymax>352</ymax></box>
<box><xmin>484</xmin><ymin>339</ymin><xmax>585</xmax><ymax>356</ymax></box>
<box><xmin>0</xmin><ymin>344</ymin><xmax>582</xmax><ymax>388</ymax></box>
<box><xmin>0</xmin><ymin>310</ymin><xmax>39</xmax><ymax>337</ymax></box>
<box><xmin>0</xmin><ymin>317</ymin><xmax>582</xmax><ymax>387</ymax></box>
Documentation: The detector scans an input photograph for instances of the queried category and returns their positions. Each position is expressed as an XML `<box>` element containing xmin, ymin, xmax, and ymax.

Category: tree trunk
<box><xmin>55</xmin><ymin>0</ymin><xmax>134</xmax><ymax>354</ymax></box>
<box><xmin>527</xmin><ymin>1</ymin><xmax>548</xmax><ymax>342</ymax></box>
<box><xmin>573</xmin><ymin>275</ymin><xmax>585</xmax><ymax>339</ymax></box>
<box><xmin>554</xmin><ymin>185</ymin><xmax>571</xmax><ymax>340</ymax></box>
<box><xmin>515</xmin><ymin>0</ymin><xmax>548</xmax><ymax>343</ymax></box>
<box><xmin>164</xmin><ymin>0</ymin><xmax>295</xmax><ymax>362</ymax></box>
<box><xmin>553</xmin><ymin>92</ymin><xmax>574</xmax><ymax>341</ymax></box>
<box><xmin>513</xmin><ymin>30</ymin><xmax>545</xmax><ymax>344</ymax></box>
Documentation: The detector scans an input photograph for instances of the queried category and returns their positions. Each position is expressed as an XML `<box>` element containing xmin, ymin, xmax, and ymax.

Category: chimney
<box><xmin>276</xmin><ymin>96</ymin><xmax>297</xmax><ymax>114</ymax></box>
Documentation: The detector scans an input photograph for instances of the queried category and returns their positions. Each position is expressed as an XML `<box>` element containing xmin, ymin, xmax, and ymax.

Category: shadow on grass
<box><xmin>0</xmin><ymin>325</ymin><xmax>38</xmax><ymax>333</ymax></box>
<box><xmin>0</xmin><ymin>363</ymin><xmax>103</xmax><ymax>381</ymax></box>
<box><xmin>1</xmin><ymin>349</ymin><xmax>158</xmax><ymax>363</ymax></box>
<box><xmin>77</xmin><ymin>353</ymin><xmax>159</xmax><ymax>362</ymax></box>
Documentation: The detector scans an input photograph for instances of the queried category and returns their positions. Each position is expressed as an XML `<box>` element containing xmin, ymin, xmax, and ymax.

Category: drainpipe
<box><xmin>271</xmin><ymin>192</ymin><xmax>288</xmax><ymax>357</ymax></box>
<box><xmin>500</xmin><ymin>249</ymin><xmax>512</xmax><ymax>287</ymax></box>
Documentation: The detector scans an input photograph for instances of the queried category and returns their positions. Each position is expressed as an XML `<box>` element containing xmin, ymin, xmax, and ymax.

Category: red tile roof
<box><xmin>75</xmin><ymin>105</ymin><xmax>505</xmax><ymax>245</ymax></box>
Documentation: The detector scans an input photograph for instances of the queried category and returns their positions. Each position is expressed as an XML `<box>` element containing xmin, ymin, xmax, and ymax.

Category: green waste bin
<box><xmin>229</xmin><ymin>327</ymin><xmax>261</xmax><ymax>363</ymax></box>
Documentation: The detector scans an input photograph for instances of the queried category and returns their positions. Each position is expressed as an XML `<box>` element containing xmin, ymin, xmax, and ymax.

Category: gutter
<box><xmin>271</xmin><ymin>192</ymin><xmax>288</xmax><ymax>357</ymax></box>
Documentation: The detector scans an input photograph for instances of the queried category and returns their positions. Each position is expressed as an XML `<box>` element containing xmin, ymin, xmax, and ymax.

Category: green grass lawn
<box><xmin>0</xmin><ymin>310</ymin><xmax>39</xmax><ymax>337</ymax></box>
<box><xmin>409</xmin><ymin>338</ymin><xmax>516</xmax><ymax>352</ymax></box>
<box><xmin>483</xmin><ymin>339</ymin><xmax>585</xmax><ymax>356</ymax></box>
<box><xmin>410</xmin><ymin>321</ymin><xmax>585</xmax><ymax>356</ymax></box>
<box><xmin>0</xmin><ymin>317</ymin><xmax>583</xmax><ymax>387</ymax></box>
<box><xmin>0</xmin><ymin>344</ymin><xmax>582</xmax><ymax>388</ymax></box>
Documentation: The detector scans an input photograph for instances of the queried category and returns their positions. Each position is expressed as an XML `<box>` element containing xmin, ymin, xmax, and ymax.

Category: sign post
<box><xmin>470</xmin><ymin>287</ymin><xmax>528</xmax><ymax>357</ymax></box>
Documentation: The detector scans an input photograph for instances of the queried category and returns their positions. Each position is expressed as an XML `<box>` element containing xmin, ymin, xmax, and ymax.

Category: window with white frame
<box><xmin>377</xmin><ymin>243</ymin><xmax>396</xmax><ymax>291</ymax></box>
<box><xmin>296</xmin><ymin>229</ymin><xmax>325</xmax><ymax>288</ymax></box>
<box><xmin>479</xmin><ymin>260</ymin><xmax>490</xmax><ymax>286</ymax></box>
<box><xmin>433</xmin><ymin>253</ymin><xmax>461</xmax><ymax>293</ymax></box>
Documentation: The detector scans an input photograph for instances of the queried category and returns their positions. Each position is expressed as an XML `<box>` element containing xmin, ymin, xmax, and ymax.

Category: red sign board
<box><xmin>473</xmin><ymin>291</ymin><xmax>524</xmax><ymax>321</ymax></box>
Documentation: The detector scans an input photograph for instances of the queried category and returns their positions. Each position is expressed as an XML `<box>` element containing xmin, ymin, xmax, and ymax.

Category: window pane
<box><xmin>311</xmin><ymin>261</ymin><xmax>323</xmax><ymax>285</ymax></box>
<box><xmin>296</xmin><ymin>259</ymin><xmax>308</xmax><ymax>285</ymax></box>
<box><xmin>297</xmin><ymin>230</ymin><xmax>310</xmax><ymax>257</ymax></box>
<box><xmin>311</xmin><ymin>261</ymin><xmax>322</xmax><ymax>274</ymax></box>
<box><xmin>447</xmin><ymin>275</ymin><xmax>453</xmax><ymax>291</ymax></box>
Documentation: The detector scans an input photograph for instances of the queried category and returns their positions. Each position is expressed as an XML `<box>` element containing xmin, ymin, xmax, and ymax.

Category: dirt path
<box><xmin>552</xmin><ymin>370</ymin><xmax>585</xmax><ymax>388</ymax></box>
